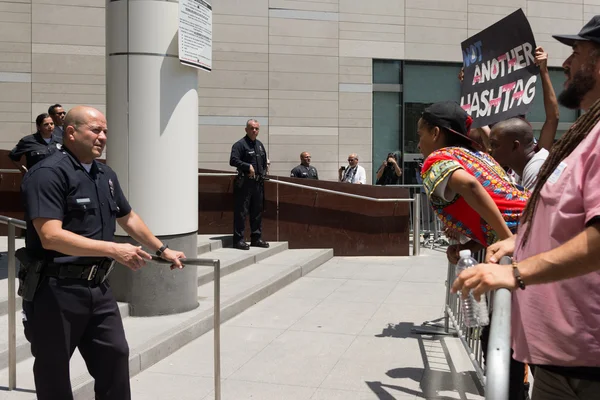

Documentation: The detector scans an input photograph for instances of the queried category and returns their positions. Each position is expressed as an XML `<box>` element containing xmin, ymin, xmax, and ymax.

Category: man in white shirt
<box><xmin>339</xmin><ymin>153</ymin><xmax>366</xmax><ymax>184</ymax></box>
<box><xmin>489</xmin><ymin>118</ymin><xmax>549</xmax><ymax>191</ymax></box>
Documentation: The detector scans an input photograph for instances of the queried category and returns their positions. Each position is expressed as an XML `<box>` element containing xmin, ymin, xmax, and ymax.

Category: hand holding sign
<box><xmin>460</xmin><ymin>9</ymin><xmax>539</xmax><ymax>128</ymax></box>
<box><xmin>535</xmin><ymin>46</ymin><xmax>548</xmax><ymax>70</ymax></box>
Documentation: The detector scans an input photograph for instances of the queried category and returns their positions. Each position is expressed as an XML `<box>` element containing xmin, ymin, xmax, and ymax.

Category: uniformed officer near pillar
<box><xmin>229</xmin><ymin>119</ymin><xmax>270</xmax><ymax>250</ymax></box>
<box><xmin>20</xmin><ymin>106</ymin><xmax>185</xmax><ymax>400</ymax></box>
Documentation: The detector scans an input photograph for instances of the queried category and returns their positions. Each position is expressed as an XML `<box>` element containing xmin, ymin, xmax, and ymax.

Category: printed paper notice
<box><xmin>179</xmin><ymin>0</ymin><xmax>212</xmax><ymax>71</ymax></box>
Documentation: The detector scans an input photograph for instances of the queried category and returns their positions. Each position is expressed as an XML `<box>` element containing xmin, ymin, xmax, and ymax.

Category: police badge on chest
<box><xmin>108</xmin><ymin>179</ymin><xmax>114</xmax><ymax>198</ymax></box>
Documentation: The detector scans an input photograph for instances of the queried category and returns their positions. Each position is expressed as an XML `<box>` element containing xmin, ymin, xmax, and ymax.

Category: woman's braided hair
<box><xmin>520</xmin><ymin>97</ymin><xmax>600</xmax><ymax>245</ymax></box>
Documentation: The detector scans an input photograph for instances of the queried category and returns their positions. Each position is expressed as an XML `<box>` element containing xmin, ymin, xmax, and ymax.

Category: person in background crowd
<box><xmin>8</xmin><ymin>113</ymin><xmax>62</xmax><ymax>173</ymax></box>
<box><xmin>48</xmin><ymin>104</ymin><xmax>66</xmax><ymax>139</ymax></box>
<box><xmin>490</xmin><ymin>118</ymin><xmax>548</xmax><ymax>190</ymax></box>
<box><xmin>453</xmin><ymin>16</ymin><xmax>600</xmax><ymax>400</ymax></box>
<box><xmin>419</xmin><ymin>100</ymin><xmax>529</xmax><ymax>400</ymax></box>
<box><xmin>339</xmin><ymin>153</ymin><xmax>366</xmax><ymax>184</ymax></box>
<box><xmin>376</xmin><ymin>152</ymin><xmax>402</xmax><ymax>185</ymax></box>
<box><xmin>290</xmin><ymin>152</ymin><xmax>318</xmax><ymax>179</ymax></box>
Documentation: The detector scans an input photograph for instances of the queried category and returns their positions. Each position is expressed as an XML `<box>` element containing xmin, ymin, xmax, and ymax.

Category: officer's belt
<box><xmin>44</xmin><ymin>258</ymin><xmax>115</xmax><ymax>284</ymax></box>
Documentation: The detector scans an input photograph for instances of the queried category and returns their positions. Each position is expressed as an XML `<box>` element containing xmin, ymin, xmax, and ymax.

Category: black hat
<box><xmin>422</xmin><ymin>101</ymin><xmax>473</xmax><ymax>142</ymax></box>
<box><xmin>553</xmin><ymin>15</ymin><xmax>600</xmax><ymax>47</ymax></box>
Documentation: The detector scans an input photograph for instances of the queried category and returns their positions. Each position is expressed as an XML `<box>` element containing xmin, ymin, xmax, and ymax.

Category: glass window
<box><xmin>373</xmin><ymin>60</ymin><xmax>401</xmax><ymax>84</ymax></box>
<box><xmin>372</xmin><ymin>60</ymin><xmax>403</xmax><ymax>183</ymax></box>
<box><xmin>526</xmin><ymin>68</ymin><xmax>579</xmax><ymax>141</ymax></box>
<box><xmin>403</xmin><ymin>62</ymin><xmax>462</xmax><ymax>177</ymax></box>
<box><xmin>372</xmin><ymin>91</ymin><xmax>401</xmax><ymax>182</ymax></box>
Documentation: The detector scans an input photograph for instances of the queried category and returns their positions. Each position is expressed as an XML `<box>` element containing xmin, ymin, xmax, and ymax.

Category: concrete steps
<box><xmin>0</xmin><ymin>235</ymin><xmax>333</xmax><ymax>399</ymax></box>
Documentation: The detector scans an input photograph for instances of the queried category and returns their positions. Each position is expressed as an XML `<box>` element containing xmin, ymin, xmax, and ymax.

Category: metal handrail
<box><xmin>267</xmin><ymin>178</ymin><xmax>414</xmax><ymax>203</ymax></box>
<box><xmin>150</xmin><ymin>256</ymin><xmax>222</xmax><ymax>400</ymax></box>
<box><xmin>0</xmin><ymin>216</ymin><xmax>24</xmax><ymax>390</ymax></box>
<box><xmin>0</xmin><ymin>169</ymin><xmax>20</xmax><ymax>174</ymax></box>
<box><xmin>0</xmin><ymin>218</ymin><xmax>225</xmax><ymax>399</ymax></box>
<box><xmin>485</xmin><ymin>257</ymin><xmax>513</xmax><ymax>400</ymax></box>
<box><xmin>198</xmin><ymin>173</ymin><xmax>422</xmax><ymax>255</ymax></box>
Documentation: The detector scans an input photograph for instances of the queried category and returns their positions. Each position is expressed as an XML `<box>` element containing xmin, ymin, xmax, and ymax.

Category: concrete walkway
<box><xmin>130</xmin><ymin>249</ymin><xmax>483</xmax><ymax>400</ymax></box>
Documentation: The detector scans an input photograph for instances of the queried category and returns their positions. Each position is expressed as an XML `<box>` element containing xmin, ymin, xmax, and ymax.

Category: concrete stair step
<box><xmin>0</xmin><ymin>247</ymin><xmax>333</xmax><ymax>399</ymax></box>
<box><xmin>196</xmin><ymin>242</ymin><xmax>288</xmax><ymax>286</ymax></box>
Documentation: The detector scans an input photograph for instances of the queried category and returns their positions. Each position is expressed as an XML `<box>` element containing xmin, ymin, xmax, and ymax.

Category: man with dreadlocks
<box><xmin>453</xmin><ymin>16</ymin><xmax>600</xmax><ymax>399</ymax></box>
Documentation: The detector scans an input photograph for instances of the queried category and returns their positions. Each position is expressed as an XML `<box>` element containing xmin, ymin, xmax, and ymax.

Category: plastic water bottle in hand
<box><xmin>455</xmin><ymin>249</ymin><xmax>490</xmax><ymax>328</ymax></box>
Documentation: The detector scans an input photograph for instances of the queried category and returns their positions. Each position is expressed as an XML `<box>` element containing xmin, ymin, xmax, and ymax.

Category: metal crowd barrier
<box><xmin>0</xmin><ymin>216</ymin><xmax>25</xmax><ymax>390</ymax></box>
<box><xmin>412</xmin><ymin>245</ymin><xmax>513</xmax><ymax>399</ymax></box>
<box><xmin>0</xmin><ymin>216</ymin><xmax>224</xmax><ymax>399</ymax></box>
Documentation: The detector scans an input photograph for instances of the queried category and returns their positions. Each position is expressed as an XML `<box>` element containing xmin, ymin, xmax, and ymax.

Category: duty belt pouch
<box><xmin>15</xmin><ymin>248</ymin><xmax>45</xmax><ymax>302</ymax></box>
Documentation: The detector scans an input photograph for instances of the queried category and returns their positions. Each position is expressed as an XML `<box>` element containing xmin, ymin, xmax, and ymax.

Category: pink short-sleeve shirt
<box><xmin>512</xmin><ymin>122</ymin><xmax>600</xmax><ymax>367</ymax></box>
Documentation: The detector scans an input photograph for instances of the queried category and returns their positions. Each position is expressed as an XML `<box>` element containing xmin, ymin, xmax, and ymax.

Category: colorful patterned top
<box><xmin>421</xmin><ymin>147</ymin><xmax>529</xmax><ymax>247</ymax></box>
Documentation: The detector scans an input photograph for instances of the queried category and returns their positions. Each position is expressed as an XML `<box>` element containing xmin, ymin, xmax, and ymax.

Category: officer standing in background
<box><xmin>8</xmin><ymin>113</ymin><xmax>62</xmax><ymax>174</ymax></box>
<box><xmin>229</xmin><ymin>119</ymin><xmax>270</xmax><ymax>250</ymax></box>
<box><xmin>20</xmin><ymin>106</ymin><xmax>185</xmax><ymax>399</ymax></box>
<box><xmin>290</xmin><ymin>152</ymin><xmax>319</xmax><ymax>179</ymax></box>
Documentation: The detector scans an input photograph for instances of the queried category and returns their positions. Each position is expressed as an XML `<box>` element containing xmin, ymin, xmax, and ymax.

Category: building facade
<box><xmin>0</xmin><ymin>0</ymin><xmax>590</xmax><ymax>182</ymax></box>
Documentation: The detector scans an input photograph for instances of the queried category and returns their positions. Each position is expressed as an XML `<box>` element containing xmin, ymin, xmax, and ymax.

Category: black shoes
<box><xmin>251</xmin><ymin>239</ymin><xmax>270</xmax><ymax>248</ymax></box>
<box><xmin>234</xmin><ymin>241</ymin><xmax>250</xmax><ymax>250</ymax></box>
<box><xmin>234</xmin><ymin>239</ymin><xmax>269</xmax><ymax>250</ymax></box>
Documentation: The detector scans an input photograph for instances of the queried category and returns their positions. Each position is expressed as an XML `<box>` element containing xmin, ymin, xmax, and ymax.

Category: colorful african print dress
<box><xmin>421</xmin><ymin>147</ymin><xmax>529</xmax><ymax>247</ymax></box>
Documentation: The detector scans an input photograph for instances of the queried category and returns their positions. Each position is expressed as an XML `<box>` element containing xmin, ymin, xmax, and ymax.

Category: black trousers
<box><xmin>233</xmin><ymin>177</ymin><xmax>264</xmax><ymax>243</ymax></box>
<box><xmin>23</xmin><ymin>276</ymin><xmax>130</xmax><ymax>400</ymax></box>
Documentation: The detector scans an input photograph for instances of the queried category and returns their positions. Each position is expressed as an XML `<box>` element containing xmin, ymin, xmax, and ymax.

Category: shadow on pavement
<box><xmin>367</xmin><ymin>322</ymin><xmax>484</xmax><ymax>399</ymax></box>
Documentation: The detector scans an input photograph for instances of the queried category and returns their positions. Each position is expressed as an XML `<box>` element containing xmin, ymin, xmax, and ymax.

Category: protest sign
<box><xmin>460</xmin><ymin>9</ymin><xmax>538</xmax><ymax>128</ymax></box>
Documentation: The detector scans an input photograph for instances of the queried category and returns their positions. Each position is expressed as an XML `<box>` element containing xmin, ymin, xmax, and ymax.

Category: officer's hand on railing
<box><xmin>485</xmin><ymin>235</ymin><xmax>516</xmax><ymax>263</ymax></box>
<box><xmin>451</xmin><ymin>262</ymin><xmax>516</xmax><ymax>301</ymax></box>
<box><xmin>249</xmin><ymin>165</ymin><xmax>255</xmax><ymax>178</ymax></box>
<box><xmin>161</xmin><ymin>248</ymin><xmax>186</xmax><ymax>270</ymax></box>
<box><xmin>112</xmin><ymin>243</ymin><xmax>152</xmax><ymax>271</ymax></box>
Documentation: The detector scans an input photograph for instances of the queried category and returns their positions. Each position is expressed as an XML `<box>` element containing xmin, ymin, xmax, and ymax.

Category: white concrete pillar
<box><xmin>106</xmin><ymin>0</ymin><xmax>199</xmax><ymax>316</ymax></box>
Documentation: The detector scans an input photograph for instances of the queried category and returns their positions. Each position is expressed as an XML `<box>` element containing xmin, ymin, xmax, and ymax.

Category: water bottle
<box><xmin>455</xmin><ymin>249</ymin><xmax>490</xmax><ymax>328</ymax></box>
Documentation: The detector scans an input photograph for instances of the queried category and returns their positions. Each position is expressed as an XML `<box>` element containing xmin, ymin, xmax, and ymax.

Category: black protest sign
<box><xmin>460</xmin><ymin>9</ymin><xmax>538</xmax><ymax>128</ymax></box>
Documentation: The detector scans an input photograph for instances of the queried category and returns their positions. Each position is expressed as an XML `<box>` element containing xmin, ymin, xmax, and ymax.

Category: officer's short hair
<box><xmin>246</xmin><ymin>119</ymin><xmax>259</xmax><ymax>128</ymax></box>
<box><xmin>63</xmin><ymin>111</ymin><xmax>83</xmax><ymax>132</ymax></box>
<box><xmin>48</xmin><ymin>104</ymin><xmax>63</xmax><ymax>115</ymax></box>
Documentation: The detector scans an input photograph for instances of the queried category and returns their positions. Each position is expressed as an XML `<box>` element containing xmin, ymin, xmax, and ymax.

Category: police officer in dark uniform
<box><xmin>20</xmin><ymin>106</ymin><xmax>185</xmax><ymax>400</ymax></box>
<box><xmin>8</xmin><ymin>113</ymin><xmax>62</xmax><ymax>173</ymax></box>
<box><xmin>229</xmin><ymin>119</ymin><xmax>270</xmax><ymax>250</ymax></box>
<box><xmin>290</xmin><ymin>151</ymin><xmax>319</xmax><ymax>179</ymax></box>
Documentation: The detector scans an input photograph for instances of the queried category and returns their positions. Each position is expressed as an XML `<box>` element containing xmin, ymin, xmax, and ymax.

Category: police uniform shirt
<box><xmin>9</xmin><ymin>132</ymin><xmax>62</xmax><ymax>169</ymax></box>
<box><xmin>21</xmin><ymin>148</ymin><xmax>132</xmax><ymax>260</ymax></box>
<box><xmin>229</xmin><ymin>135</ymin><xmax>267</xmax><ymax>175</ymax></box>
<box><xmin>290</xmin><ymin>164</ymin><xmax>318</xmax><ymax>179</ymax></box>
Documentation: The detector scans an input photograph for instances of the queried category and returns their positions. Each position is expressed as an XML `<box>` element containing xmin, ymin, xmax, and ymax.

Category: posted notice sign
<box><xmin>178</xmin><ymin>0</ymin><xmax>212</xmax><ymax>71</ymax></box>
<box><xmin>460</xmin><ymin>9</ymin><xmax>538</xmax><ymax>128</ymax></box>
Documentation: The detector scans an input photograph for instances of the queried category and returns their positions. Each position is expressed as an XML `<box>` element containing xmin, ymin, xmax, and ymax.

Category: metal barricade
<box><xmin>0</xmin><ymin>216</ymin><xmax>25</xmax><ymax>390</ymax></box>
<box><xmin>392</xmin><ymin>185</ymin><xmax>448</xmax><ymax>250</ymax></box>
<box><xmin>412</xmin><ymin>247</ymin><xmax>513</xmax><ymax>399</ymax></box>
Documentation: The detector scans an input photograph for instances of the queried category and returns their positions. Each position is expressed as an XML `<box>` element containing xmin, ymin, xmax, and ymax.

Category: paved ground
<box><xmin>130</xmin><ymin>248</ymin><xmax>483</xmax><ymax>400</ymax></box>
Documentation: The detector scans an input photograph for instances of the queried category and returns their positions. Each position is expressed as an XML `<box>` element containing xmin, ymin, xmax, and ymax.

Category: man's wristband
<box><xmin>511</xmin><ymin>259</ymin><xmax>526</xmax><ymax>290</ymax></box>
<box><xmin>156</xmin><ymin>244</ymin><xmax>168</xmax><ymax>257</ymax></box>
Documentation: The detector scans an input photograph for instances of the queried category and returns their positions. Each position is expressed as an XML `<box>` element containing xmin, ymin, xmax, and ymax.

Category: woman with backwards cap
<box><xmin>419</xmin><ymin>101</ymin><xmax>529</xmax><ymax>261</ymax></box>
<box><xmin>418</xmin><ymin>101</ymin><xmax>530</xmax><ymax>400</ymax></box>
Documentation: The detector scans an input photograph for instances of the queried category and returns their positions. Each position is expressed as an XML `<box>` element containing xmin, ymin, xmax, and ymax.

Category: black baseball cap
<box><xmin>553</xmin><ymin>15</ymin><xmax>600</xmax><ymax>47</ymax></box>
<box><xmin>422</xmin><ymin>101</ymin><xmax>473</xmax><ymax>142</ymax></box>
